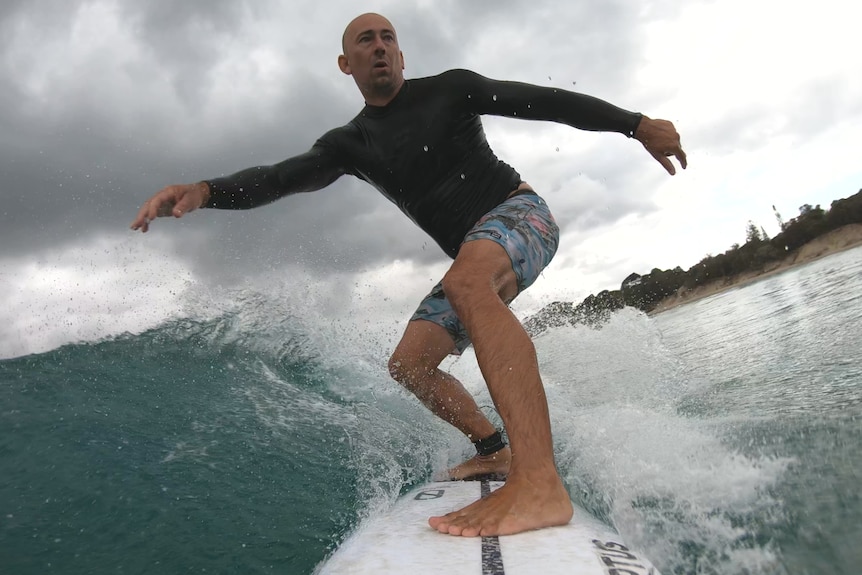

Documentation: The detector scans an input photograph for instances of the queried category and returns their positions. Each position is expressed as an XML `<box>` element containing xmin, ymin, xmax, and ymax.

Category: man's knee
<box><xmin>443</xmin><ymin>240</ymin><xmax>519</xmax><ymax>308</ymax></box>
<box><xmin>441</xmin><ymin>267</ymin><xmax>490</xmax><ymax>309</ymax></box>
<box><xmin>387</xmin><ymin>353</ymin><xmax>408</xmax><ymax>383</ymax></box>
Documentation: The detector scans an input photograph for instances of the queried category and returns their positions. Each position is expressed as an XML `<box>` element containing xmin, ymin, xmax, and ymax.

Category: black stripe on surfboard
<box><xmin>480</xmin><ymin>479</ymin><xmax>505</xmax><ymax>575</ymax></box>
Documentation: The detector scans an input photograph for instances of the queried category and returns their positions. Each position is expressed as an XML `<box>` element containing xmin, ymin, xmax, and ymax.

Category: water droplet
<box><xmin>555</xmin><ymin>147</ymin><xmax>560</xmax><ymax>152</ymax></box>
<box><xmin>492</xmin><ymin>95</ymin><xmax>497</xmax><ymax>101</ymax></box>
<box><xmin>423</xmin><ymin>145</ymin><xmax>428</xmax><ymax>151</ymax></box>
<box><xmin>460</xmin><ymin>173</ymin><xmax>466</xmax><ymax>179</ymax></box>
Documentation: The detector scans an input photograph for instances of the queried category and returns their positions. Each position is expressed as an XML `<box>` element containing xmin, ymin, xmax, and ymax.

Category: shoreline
<box><xmin>648</xmin><ymin>223</ymin><xmax>862</xmax><ymax>316</ymax></box>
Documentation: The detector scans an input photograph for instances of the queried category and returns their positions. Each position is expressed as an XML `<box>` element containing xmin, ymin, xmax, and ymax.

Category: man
<box><xmin>131</xmin><ymin>13</ymin><xmax>686</xmax><ymax>537</ymax></box>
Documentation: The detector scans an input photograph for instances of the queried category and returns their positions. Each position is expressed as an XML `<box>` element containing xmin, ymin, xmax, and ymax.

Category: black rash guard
<box><xmin>204</xmin><ymin>68</ymin><xmax>642</xmax><ymax>258</ymax></box>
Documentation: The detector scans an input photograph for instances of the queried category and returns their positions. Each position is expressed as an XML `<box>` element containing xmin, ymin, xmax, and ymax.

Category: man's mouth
<box><xmin>373</xmin><ymin>61</ymin><xmax>389</xmax><ymax>69</ymax></box>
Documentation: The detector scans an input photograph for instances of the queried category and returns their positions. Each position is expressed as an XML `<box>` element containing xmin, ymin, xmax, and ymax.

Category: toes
<box><xmin>430</xmin><ymin>513</ymin><xmax>474</xmax><ymax>536</ymax></box>
<box><xmin>429</xmin><ymin>514</ymin><xmax>455</xmax><ymax>533</ymax></box>
<box><xmin>428</xmin><ymin>515</ymin><xmax>444</xmax><ymax>530</ymax></box>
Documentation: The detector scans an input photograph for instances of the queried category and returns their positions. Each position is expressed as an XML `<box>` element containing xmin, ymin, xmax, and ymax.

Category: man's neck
<box><xmin>362</xmin><ymin>77</ymin><xmax>405</xmax><ymax>107</ymax></box>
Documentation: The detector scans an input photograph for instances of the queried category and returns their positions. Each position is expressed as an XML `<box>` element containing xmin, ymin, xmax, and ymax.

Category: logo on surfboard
<box><xmin>592</xmin><ymin>539</ymin><xmax>655</xmax><ymax>575</ymax></box>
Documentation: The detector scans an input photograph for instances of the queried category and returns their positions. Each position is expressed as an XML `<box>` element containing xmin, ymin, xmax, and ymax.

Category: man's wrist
<box><xmin>633</xmin><ymin>114</ymin><xmax>650</xmax><ymax>141</ymax></box>
<box><xmin>197</xmin><ymin>181</ymin><xmax>211</xmax><ymax>208</ymax></box>
<box><xmin>630</xmin><ymin>113</ymin><xmax>645</xmax><ymax>139</ymax></box>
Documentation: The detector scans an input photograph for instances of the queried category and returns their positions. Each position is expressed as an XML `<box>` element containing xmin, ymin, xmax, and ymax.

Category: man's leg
<box><xmin>427</xmin><ymin>238</ymin><xmax>573</xmax><ymax>536</ymax></box>
<box><xmin>389</xmin><ymin>319</ymin><xmax>511</xmax><ymax>479</ymax></box>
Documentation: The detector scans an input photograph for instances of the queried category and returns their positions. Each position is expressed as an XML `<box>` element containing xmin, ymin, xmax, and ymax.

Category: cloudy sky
<box><xmin>1</xmin><ymin>0</ymin><xmax>860</xmax><ymax>357</ymax></box>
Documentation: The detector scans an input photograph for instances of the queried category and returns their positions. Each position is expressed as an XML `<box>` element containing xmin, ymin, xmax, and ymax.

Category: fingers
<box><xmin>668</xmin><ymin>146</ymin><xmax>687</xmax><ymax>173</ymax></box>
<box><xmin>130</xmin><ymin>202</ymin><xmax>154</xmax><ymax>232</ymax></box>
<box><xmin>655</xmin><ymin>147</ymin><xmax>687</xmax><ymax>175</ymax></box>
<box><xmin>677</xmin><ymin>147</ymin><xmax>688</xmax><ymax>170</ymax></box>
<box><xmin>637</xmin><ymin>117</ymin><xmax>687</xmax><ymax>175</ymax></box>
<box><xmin>652</xmin><ymin>150</ymin><xmax>676</xmax><ymax>176</ymax></box>
<box><xmin>131</xmin><ymin>183</ymin><xmax>208</xmax><ymax>232</ymax></box>
<box><xmin>130</xmin><ymin>186</ymin><xmax>181</xmax><ymax>233</ymax></box>
<box><xmin>172</xmin><ymin>189</ymin><xmax>201</xmax><ymax>217</ymax></box>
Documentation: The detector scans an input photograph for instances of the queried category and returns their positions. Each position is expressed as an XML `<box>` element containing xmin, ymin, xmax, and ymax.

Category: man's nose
<box><xmin>371</xmin><ymin>35</ymin><xmax>386</xmax><ymax>51</ymax></box>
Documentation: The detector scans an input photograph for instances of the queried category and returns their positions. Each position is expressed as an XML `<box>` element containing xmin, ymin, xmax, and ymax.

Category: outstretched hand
<box><xmin>130</xmin><ymin>182</ymin><xmax>210</xmax><ymax>233</ymax></box>
<box><xmin>634</xmin><ymin>116</ymin><xmax>687</xmax><ymax>175</ymax></box>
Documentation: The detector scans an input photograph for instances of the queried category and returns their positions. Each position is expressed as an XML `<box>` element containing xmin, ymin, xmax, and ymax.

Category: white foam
<box><xmin>0</xmin><ymin>234</ymin><xmax>193</xmax><ymax>359</ymax></box>
<box><xmin>535</xmin><ymin>311</ymin><xmax>791</xmax><ymax>573</ymax></box>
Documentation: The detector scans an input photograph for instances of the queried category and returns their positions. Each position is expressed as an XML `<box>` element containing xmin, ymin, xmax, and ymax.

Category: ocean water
<box><xmin>1</xmin><ymin>246</ymin><xmax>860</xmax><ymax>575</ymax></box>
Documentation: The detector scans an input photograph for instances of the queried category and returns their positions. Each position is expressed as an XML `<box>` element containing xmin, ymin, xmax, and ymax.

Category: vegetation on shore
<box><xmin>524</xmin><ymin>188</ymin><xmax>862</xmax><ymax>335</ymax></box>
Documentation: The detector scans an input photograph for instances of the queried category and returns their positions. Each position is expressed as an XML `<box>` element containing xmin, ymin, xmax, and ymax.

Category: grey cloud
<box><xmin>1</xmin><ymin>0</ymin><xmax>663</xmax><ymax>284</ymax></box>
<box><xmin>419</xmin><ymin>0</ymin><xmax>645</xmax><ymax>96</ymax></box>
<box><xmin>114</xmin><ymin>0</ymin><xmax>266</xmax><ymax>105</ymax></box>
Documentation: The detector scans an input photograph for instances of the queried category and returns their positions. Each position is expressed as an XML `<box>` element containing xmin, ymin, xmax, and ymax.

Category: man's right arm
<box><xmin>203</xmin><ymin>144</ymin><xmax>345</xmax><ymax>209</ymax></box>
<box><xmin>131</xmin><ymin>140</ymin><xmax>346</xmax><ymax>233</ymax></box>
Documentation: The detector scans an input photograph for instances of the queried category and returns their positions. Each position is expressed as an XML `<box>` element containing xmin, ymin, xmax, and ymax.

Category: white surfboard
<box><xmin>316</xmin><ymin>478</ymin><xmax>659</xmax><ymax>574</ymax></box>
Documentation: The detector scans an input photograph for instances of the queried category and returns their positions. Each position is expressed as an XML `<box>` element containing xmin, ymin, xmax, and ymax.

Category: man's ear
<box><xmin>338</xmin><ymin>54</ymin><xmax>351</xmax><ymax>75</ymax></box>
<box><xmin>400</xmin><ymin>51</ymin><xmax>405</xmax><ymax>70</ymax></box>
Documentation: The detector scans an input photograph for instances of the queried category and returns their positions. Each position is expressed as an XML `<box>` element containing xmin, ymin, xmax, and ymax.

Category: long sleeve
<box><xmin>446</xmin><ymin>68</ymin><xmax>642</xmax><ymax>137</ymax></box>
<box><xmin>203</xmin><ymin>140</ymin><xmax>346</xmax><ymax>210</ymax></box>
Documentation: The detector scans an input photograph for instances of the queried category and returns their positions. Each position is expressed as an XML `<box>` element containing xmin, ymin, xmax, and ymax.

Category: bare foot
<box><xmin>444</xmin><ymin>446</ymin><xmax>511</xmax><ymax>481</ymax></box>
<box><xmin>428</xmin><ymin>471</ymin><xmax>573</xmax><ymax>536</ymax></box>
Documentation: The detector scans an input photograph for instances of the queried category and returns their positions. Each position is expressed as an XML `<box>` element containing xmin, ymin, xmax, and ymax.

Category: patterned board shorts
<box><xmin>411</xmin><ymin>192</ymin><xmax>560</xmax><ymax>354</ymax></box>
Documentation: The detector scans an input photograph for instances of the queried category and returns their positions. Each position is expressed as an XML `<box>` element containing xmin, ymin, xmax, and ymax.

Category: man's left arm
<box><xmin>450</xmin><ymin>69</ymin><xmax>686</xmax><ymax>175</ymax></box>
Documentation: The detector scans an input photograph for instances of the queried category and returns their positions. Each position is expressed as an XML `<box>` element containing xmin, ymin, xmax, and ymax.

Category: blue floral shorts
<box><xmin>410</xmin><ymin>192</ymin><xmax>559</xmax><ymax>354</ymax></box>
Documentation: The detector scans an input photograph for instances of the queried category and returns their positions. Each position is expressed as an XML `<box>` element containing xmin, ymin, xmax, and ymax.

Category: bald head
<box><xmin>341</xmin><ymin>13</ymin><xmax>397</xmax><ymax>54</ymax></box>
<box><xmin>338</xmin><ymin>13</ymin><xmax>405</xmax><ymax>106</ymax></box>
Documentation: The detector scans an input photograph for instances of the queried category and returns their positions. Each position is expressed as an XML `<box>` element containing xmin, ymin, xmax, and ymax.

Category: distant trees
<box><xmin>772</xmin><ymin>204</ymin><xmax>827</xmax><ymax>252</ymax></box>
<box><xmin>746</xmin><ymin>220</ymin><xmax>763</xmax><ymax>243</ymax></box>
<box><xmin>773</xmin><ymin>205</ymin><xmax>786</xmax><ymax>231</ymax></box>
<box><xmin>615</xmin><ymin>188</ymin><xmax>862</xmax><ymax>313</ymax></box>
<box><xmin>524</xmin><ymin>188</ymin><xmax>862</xmax><ymax>335</ymax></box>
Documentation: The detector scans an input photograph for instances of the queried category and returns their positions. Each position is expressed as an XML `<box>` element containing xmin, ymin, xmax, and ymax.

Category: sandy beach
<box><xmin>649</xmin><ymin>223</ymin><xmax>862</xmax><ymax>315</ymax></box>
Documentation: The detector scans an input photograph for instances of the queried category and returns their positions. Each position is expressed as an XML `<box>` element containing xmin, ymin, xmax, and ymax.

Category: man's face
<box><xmin>339</xmin><ymin>13</ymin><xmax>404</xmax><ymax>101</ymax></box>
